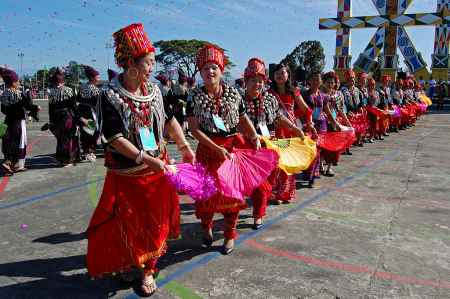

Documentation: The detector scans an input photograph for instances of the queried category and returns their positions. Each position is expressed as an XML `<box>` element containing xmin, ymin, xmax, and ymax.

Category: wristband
<box><xmin>178</xmin><ymin>141</ymin><xmax>190</xmax><ymax>151</ymax></box>
<box><xmin>289</xmin><ymin>123</ymin><xmax>295</xmax><ymax>131</ymax></box>
<box><xmin>135</xmin><ymin>150</ymin><xmax>145</xmax><ymax>164</ymax></box>
<box><xmin>251</xmin><ymin>134</ymin><xmax>261</xmax><ymax>141</ymax></box>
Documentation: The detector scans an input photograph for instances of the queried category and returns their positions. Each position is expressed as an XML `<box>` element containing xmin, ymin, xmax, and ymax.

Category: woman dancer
<box><xmin>0</xmin><ymin>67</ymin><xmax>40</xmax><ymax>173</ymax></box>
<box><xmin>242</xmin><ymin>58</ymin><xmax>304</xmax><ymax>229</ymax></box>
<box><xmin>86</xmin><ymin>24</ymin><xmax>195</xmax><ymax>297</ymax></box>
<box><xmin>321</xmin><ymin>72</ymin><xmax>351</xmax><ymax>175</ymax></box>
<box><xmin>301</xmin><ymin>72</ymin><xmax>341</xmax><ymax>187</ymax></box>
<box><xmin>340</xmin><ymin>70</ymin><xmax>364</xmax><ymax>147</ymax></box>
<box><xmin>366</xmin><ymin>77</ymin><xmax>382</xmax><ymax>142</ymax></box>
<box><xmin>356</xmin><ymin>72</ymin><xmax>368</xmax><ymax>143</ymax></box>
<box><xmin>267</xmin><ymin>63</ymin><xmax>312</xmax><ymax>203</ymax></box>
<box><xmin>48</xmin><ymin>68</ymin><xmax>82</xmax><ymax>166</ymax></box>
<box><xmin>187</xmin><ymin>45</ymin><xmax>261</xmax><ymax>255</ymax></box>
<box><xmin>391</xmin><ymin>78</ymin><xmax>406</xmax><ymax>130</ymax></box>
<box><xmin>77</xmin><ymin>66</ymin><xmax>101</xmax><ymax>162</ymax></box>
<box><xmin>377</xmin><ymin>75</ymin><xmax>396</xmax><ymax>134</ymax></box>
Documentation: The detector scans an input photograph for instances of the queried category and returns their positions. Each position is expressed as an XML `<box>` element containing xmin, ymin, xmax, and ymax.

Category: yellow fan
<box><xmin>419</xmin><ymin>94</ymin><xmax>432</xmax><ymax>106</ymax></box>
<box><xmin>262</xmin><ymin>136</ymin><xmax>317</xmax><ymax>175</ymax></box>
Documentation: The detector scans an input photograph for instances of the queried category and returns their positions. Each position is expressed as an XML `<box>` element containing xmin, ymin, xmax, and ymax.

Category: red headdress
<box><xmin>343</xmin><ymin>70</ymin><xmax>355</xmax><ymax>81</ymax></box>
<box><xmin>357</xmin><ymin>71</ymin><xmax>367</xmax><ymax>80</ymax></box>
<box><xmin>196</xmin><ymin>45</ymin><xmax>226</xmax><ymax>72</ymax></box>
<box><xmin>244</xmin><ymin>58</ymin><xmax>266</xmax><ymax>81</ymax></box>
<box><xmin>367</xmin><ymin>77</ymin><xmax>376</xmax><ymax>85</ymax></box>
<box><xmin>406</xmin><ymin>79</ymin><xmax>414</xmax><ymax>86</ymax></box>
<box><xmin>322</xmin><ymin>71</ymin><xmax>338</xmax><ymax>82</ymax></box>
<box><xmin>381</xmin><ymin>75</ymin><xmax>391</xmax><ymax>82</ymax></box>
<box><xmin>395</xmin><ymin>78</ymin><xmax>404</xmax><ymax>85</ymax></box>
<box><xmin>113</xmin><ymin>23</ymin><xmax>155</xmax><ymax>67</ymax></box>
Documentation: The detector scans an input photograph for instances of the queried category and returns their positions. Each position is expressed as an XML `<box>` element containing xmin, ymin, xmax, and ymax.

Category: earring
<box><xmin>127</xmin><ymin>67</ymin><xmax>139</xmax><ymax>79</ymax></box>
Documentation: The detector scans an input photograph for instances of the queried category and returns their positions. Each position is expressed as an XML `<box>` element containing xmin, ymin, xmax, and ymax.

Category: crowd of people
<box><xmin>0</xmin><ymin>23</ymin><xmax>436</xmax><ymax>297</ymax></box>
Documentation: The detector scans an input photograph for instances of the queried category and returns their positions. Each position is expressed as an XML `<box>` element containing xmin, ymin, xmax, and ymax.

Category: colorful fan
<box><xmin>0</xmin><ymin>121</ymin><xmax>8</xmax><ymax>137</ymax></box>
<box><xmin>338</xmin><ymin>125</ymin><xmax>355</xmax><ymax>132</ymax></box>
<box><xmin>262</xmin><ymin>136</ymin><xmax>317</xmax><ymax>175</ymax></box>
<box><xmin>165</xmin><ymin>162</ymin><xmax>217</xmax><ymax>201</ymax></box>
<box><xmin>82</xmin><ymin>119</ymin><xmax>97</xmax><ymax>136</ymax></box>
<box><xmin>392</xmin><ymin>105</ymin><xmax>401</xmax><ymax>117</ymax></box>
<box><xmin>348</xmin><ymin>113</ymin><xmax>369</xmax><ymax>134</ymax></box>
<box><xmin>419</xmin><ymin>94</ymin><xmax>432</xmax><ymax>106</ymax></box>
<box><xmin>386</xmin><ymin>109</ymin><xmax>395</xmax><ymax>116</ymax></box>
<box><xmin>315</xmin><ymin>131</ymin><xmax>355</xmax><ymax>152</ymax></box>
<box><xmin>217</xmin><ymin>149</ymin><xmax>280</xmax><ymax>201</ymax></box>
<box><xmin>365</xmin><ymin>105</ymin><xmax>383</xmax><ymax>117</ymax></box>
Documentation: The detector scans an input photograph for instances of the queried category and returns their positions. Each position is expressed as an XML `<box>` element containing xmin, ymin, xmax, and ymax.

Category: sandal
<box><xmin>119</xmin><ymin>268</ymin><xmax>135</xmax><ymax>285</ymax></box>
<box><xmin>325</xmin><ymin>170</ymin><xmax>335</xmax><ymax>177</ymax></box>
<box><xmin>13</xmin><ymin>168</ymin><xmax>27</xmax><ymax>173</ymax></box>
<box><xmin>141</xmin><ymin>279</ymin><xmax>157</xmax><ymax>297</ymax></box>
<box><xmin>1</xmin><ymin>163</ymin><xmax>14</xmax><ymax>174</ymax></box>
<box><xmin>275</xmin><ymin>199</ymin><xmax>283</xmax><ymax>205</ymax></box>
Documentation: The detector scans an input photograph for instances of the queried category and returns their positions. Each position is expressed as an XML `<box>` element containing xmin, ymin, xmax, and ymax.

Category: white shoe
<box><xmin>85</xmin><ymin>155</ymin><xmax>96</xmax><ymax>162</ymax></box>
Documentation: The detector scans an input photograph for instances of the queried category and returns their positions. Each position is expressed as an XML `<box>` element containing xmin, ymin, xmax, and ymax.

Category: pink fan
<box><xmin>217</xmin><ymin>149</ymin><xmax>280</xmax><ymax>201</ymax></box>
<box><xmin>165</xmin><ymin>162</ymin><xmax>217</xmax><ymax>201</ymax></box>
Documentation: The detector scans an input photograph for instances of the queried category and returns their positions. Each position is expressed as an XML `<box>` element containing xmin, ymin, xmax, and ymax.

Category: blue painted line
<box><xmin>0</xmin><ymin>179</ymin><xmax>105</xmax><ymax>211</ymax></box>
<box><xmin>125</xmin><ymin>119</ymin><xmax>450</xmax><ymax>298</ymax></box>
<box><xmin>0</xmin><ymin>155</ymin><xmax>184</xmax><ymax>212</ymax></box>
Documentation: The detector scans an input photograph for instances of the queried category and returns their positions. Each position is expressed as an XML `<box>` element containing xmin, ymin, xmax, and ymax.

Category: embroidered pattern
<box><xmin>80</xmin><ymin>83</ymin><xmax>100</xmax><ymax>99</ymax></box>
<box><xmin>48</xmin><ymin>86</ymin><xmax>74</xmax><ymax>104</ymax></box>
<box><xmin>0</xmin><ymin>89</ymin><xmax>22</xmax><ymax>106</ymax></box>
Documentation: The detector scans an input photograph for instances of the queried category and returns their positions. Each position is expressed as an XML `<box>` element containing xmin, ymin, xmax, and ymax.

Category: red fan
<box><xmin>400</xmin><ymin>107</ymin><xmax>409</xmax><ymax>115</ymax></box>
<box><xmin>315</xmin><ymin>131</ymin><xmax>356</xmax><ymax>151</ymax></box>
<box><xmin>365</xmin><ymin>105</ymin><xmax>383</xmax><ymax>117</ymax></box>
<box><xmin>217</xmin><ymin>149</ymin><xmax>280</xmax><ymax>201</ymax></box>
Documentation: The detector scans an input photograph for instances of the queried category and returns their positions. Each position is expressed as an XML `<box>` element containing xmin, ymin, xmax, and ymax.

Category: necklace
<box><xmin>245</xmin><ymin>92</ymin><xmax>264</xmax><ymax>117</ymax></box>
<box><xmin>112</xmin><ymin>76</ymin><xmax>155</xmax><ymax>103</ymax></box>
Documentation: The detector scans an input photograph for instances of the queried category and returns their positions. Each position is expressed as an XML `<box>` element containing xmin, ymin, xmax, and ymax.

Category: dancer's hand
<box><xmin>181</xmin><ymin>146</ymin><xmax>195</xmax><ymax>164</ymax></box>
<box><xmin>82</xmin><ymin>119</ymin><xmax>89</xmax><ymax>126</ymax></box>
<box><xmin>308</xmin><ymin>125</ymin><xmax>317</xmax><ymax>139</ymax></box>
<box><xmin>214</xmin><ymin>146</ymin><xmax>231</xmax><ymax>161</ymax></box>
<box><xmin>147</xmin><ymin>157</ymin><xmax>167</xmax><ymax>174</ymax></box>
<box><xmin>293</xmin><ymin>127</ymin><xmax>305</xmax><ymax>138</ymax></box>
<box><xmin>253</xmin><ymin>138</ymin><xmax>261</xmax><ymax>152</ymax></box>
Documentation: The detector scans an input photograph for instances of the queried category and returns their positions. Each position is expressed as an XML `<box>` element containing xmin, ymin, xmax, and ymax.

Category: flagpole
<box><xmin>35</xmin><ymin>64</ymin><xmax>37</xmax><ymax>90</ymax></box>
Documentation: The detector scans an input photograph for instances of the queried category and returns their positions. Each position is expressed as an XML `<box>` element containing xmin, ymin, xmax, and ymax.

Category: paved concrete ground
<box><xmin>1</xmin><ymin>100</ymin><xmax>449</xmax><ymax>299</ymax></box>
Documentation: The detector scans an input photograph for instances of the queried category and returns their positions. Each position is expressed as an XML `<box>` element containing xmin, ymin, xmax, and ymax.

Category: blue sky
<box><xmin>1</xmin><ymin>0</ymin><xmax>438</xmax><ymax>81</ymax></box>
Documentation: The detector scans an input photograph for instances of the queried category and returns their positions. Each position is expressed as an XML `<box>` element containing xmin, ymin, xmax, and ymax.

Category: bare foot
<box><xmin>51</xmin><ymin>158</ymin><xmax>63</xmax><ymax>166</ymax></box>
<box><xmin>141</xmin><ymin>271</ymin><xmax>157</xmax><ymax>295</ymax></box>
<box><xmin>254</xmin><ymin>217</ymin><xmax>262</xmax><ymax>225</ymax></box>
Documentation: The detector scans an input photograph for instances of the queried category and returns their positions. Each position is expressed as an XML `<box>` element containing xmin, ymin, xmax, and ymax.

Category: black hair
<box><xmin>309</xmin><ymin>71</ymin><xmax>322</xmax><ymax>81</ymax></box>
<box><xmin>122</xmin><ymin>54</ymin><xmax>146</xmax><ymax>70</ymax></box>
<box><xmin>269</xmin><ymin>63</ymin><xmax>296</xmax><ymax>99</ymax></box>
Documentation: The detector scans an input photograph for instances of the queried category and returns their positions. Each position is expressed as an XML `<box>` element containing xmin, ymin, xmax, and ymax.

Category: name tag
<box><xmin>384</xmin><ymin>99</ymin><xmax>389</xmax><ymax>105</ymax></box>
<box><xmin>260</xmin><ymin>122</ymin><xmax>270</xmax><ymax>136</ymax></box>
<box><xmin>389</xmin><ymin>98</ymin><xmax>393</xmax><ymax>104</ymax></box>
<box><xmin>283</xmin><ymin>110</ymin><xmax>287</xmax><ymax>117</ymax></box>
<box><xmin>372</xmin><ymin>104</ymin><xmax>376</xmax><ymax>107</ymax></box>
<box><xmin>399</xmin><ymin>99</ymin><xmax>403</xmax><ymax>104</ymax></box>
<box><xmin>312</xmin><ymin>107</ymin><xmax>320</xmax><ymax>119</ymax></box>
<box><xmin>343</xmin><ymin>105</ymin><xmax>347</xmax><ymax>113</ymax></box>
<box><xmin>213</xmin><ymin>114</ymin><xmax>227</xmax><ymax>131</ymax></box>
<box><xmin>363</xmin><ymin>98</ymin><xmax>367</xmax><ymax>105</ymax></box>
<box><xmin>331</xmin><ymin>109</ymin><xmax>337</xmax><ymax>118</ymax></box>
<box><xmin>139</xmin><ymin>127</ymin><xmax>158</xmax><ymax>151</ymax></box>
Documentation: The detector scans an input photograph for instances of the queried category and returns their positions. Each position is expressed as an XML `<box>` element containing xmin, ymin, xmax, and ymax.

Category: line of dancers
<box><xmin>0</xmin><ymin>23</ymin><xmax>430</xmax><ymax>297</ymax></box>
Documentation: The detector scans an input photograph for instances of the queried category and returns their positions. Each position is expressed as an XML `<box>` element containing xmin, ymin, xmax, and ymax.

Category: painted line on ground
<box><xmin>0</xmin><ymin>179</ymin><xmax>104</xmax><ymax>211</ymax></box>
<box><xmin>315</xmin><ymin>181</ymin><xmax>450</xmax><ymax>208</ymax></box>
<box><xmin>124</xmin><ymin>119</ymin><xmax>450</xmax><ymax>298</ymax></box>
<box><xmin>244</xmin><ymin>239</ymin><xmax>450</xmax><ymax>289</ymax></box>
<box><xmin>0</xmin><ymin>131</ymin><xmax>50</xmax><ymax>198</ymax></box>
<box><xmin>303</xmin><ymin>208</ymin><xmax>450</xmax><ymax>239</ymax></box>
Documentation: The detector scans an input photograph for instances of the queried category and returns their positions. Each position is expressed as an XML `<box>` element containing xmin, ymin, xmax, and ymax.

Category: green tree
<box><xmin>64</xmin><ymin>61</ymin><xmax>87</xmax><ymax>84</ymax></box>
<box><xmin>153</xmin><ymin>40</ymin><xmax>235</xmax><ymax>78</ymax></box>
<box><xmin>369</xmin><ymin>53</ymin><xmax>382</xmax><ymax>82</ymax></box>
<box><xmin>280</xmin><ymin>40</ymin><xmax>325</xmax><ymax>79</ymax></box>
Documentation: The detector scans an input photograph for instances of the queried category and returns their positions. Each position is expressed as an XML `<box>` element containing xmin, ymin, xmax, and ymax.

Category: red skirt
<box><xmin>86</xmin><ymin>151</ymin><xmax>181</xmax><ymax>280</ymax></box>
<box><xmin>195</xmin><ymin>135</ymin><xmax>249</xmax><ymax>218</ymax></box>
<box><xmin>321</xmin><ymin>123</ymin><xmax>341</xmax><ymax>164</ymax></box>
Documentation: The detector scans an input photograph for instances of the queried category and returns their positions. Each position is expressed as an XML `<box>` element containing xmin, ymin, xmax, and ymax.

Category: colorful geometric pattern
<box><xmin>333</xmin><ymin>0</ymin><xmax>352</xmax><ymax>70</ymax></box>
<box><xmin>334</xmin><ymin>55</ymin><xmax>351</xmax><ymax>70</ymax></box>
<box><xmin>320</xmin><ymin>0</ymin><xmax>447</xmax><ymax>74</ymax></box>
